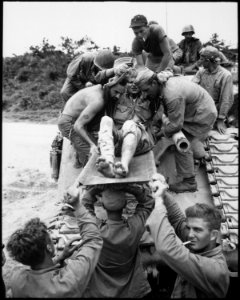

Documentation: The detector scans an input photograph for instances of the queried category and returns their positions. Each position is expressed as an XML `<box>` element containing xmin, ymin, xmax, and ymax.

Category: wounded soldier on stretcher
<box><xmin>96</xmin><ymin>65</ymin><xmax>161</xmax><ymax>178</ymax></box>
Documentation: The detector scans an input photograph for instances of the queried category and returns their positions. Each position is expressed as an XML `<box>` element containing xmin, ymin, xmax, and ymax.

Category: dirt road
<box><xmin>2</xmin><ymin>122</ymin><xmax>63</xmax><ymax>291</ymax></box>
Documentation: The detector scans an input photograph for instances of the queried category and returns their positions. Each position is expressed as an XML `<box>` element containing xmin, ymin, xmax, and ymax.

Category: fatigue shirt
<box><xmin>67</xmin><ymin>52</ymin><xmax>97</xmax><ymax>84</ymax></box>
<box><xmin>82</xmin><ymin>185</ymin><xmax>154</xmax><ymax>298</ymax></box>
<box><xmin>132</xmin><ymin>24</ymin><xmax>167</xmax><ymax>58</ymax></box>
<box><xmin>178</xmin><ymin>37</ymin><xmax>202</xmax><ymax>65</ymax></box>
<box><xmin>160</xmin><ymin>76</ymin><xmax>217</xmax><ymax>138</ymax></box>
<box><xmin>192</xmin><ymin>65</ymin><xmax>234</xmax><ymax>119</ymax></box>
<box><xmin>169</xmin><ymin>38</ymin><xmax>183</xmax><ymax>63</ymax></box>
<box><xmin>112</xmin><ymin>92</ymin><xmax>155</xmax><ymax>129</ymax></box>
<box><xmin>9</xmin><ymin>206</ymin><xmax>103</xmax><ymax>298</ymax></box>
<box><xmin>146</xmin><ymin>192</ymin><xmax>230</xmax><ymax>298</ymax></box>
<box><xmin>66</xmin><ymin>52</ymin><xmax>112</xmax><ymax>87</ymax></box>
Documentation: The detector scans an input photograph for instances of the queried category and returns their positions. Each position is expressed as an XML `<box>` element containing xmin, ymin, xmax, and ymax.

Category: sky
<box><xmin>3</xmin><ymin>1</ymin><xmax>238</xmax><ymax>57</ymax></box>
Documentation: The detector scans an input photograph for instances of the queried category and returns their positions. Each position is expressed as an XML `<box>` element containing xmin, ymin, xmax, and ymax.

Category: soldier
<box><xmin>6</xmin><ymin>200</ymin><xmax>103</xmax><ymax>297</ymax></box>
<box><xmin>192</xmin><ymin>46</ymin><xmax>234</xmax><ymax>134</ymax></box>
<box><xmin>177</xmin><ymin>25</ymin><xmax>202</xmax><ymax>74</ymax></box>
<box><xmin>134</xmin><ymin>68</ymin><xmax>217</xmax><ymax>193</ymax></box>
<box><xmin>146</xmin><ymin>173</ymin><xmax>229</xmax><ymax>298</ymax></box>
<box><xmin>58</xmin><ymin>60</ymin><xmax>132</xmax><ymax>168</ymax></box>
<box><xmin>130</xmin><ymin>14</ymin><xmax>174</xmax><ymax>73</ymax></box>
<box><xmin>148</xmin><ymin>20</ymin><xmax>183</xmax><ymax>65</ymax></box>
<box><xmin>78</xmin><ymin>182</ymin><xmax>154</xmax><ymax>298</ymax></box>
<box><xmin>60</xmin><ymin>49</ymin><xmax>116</xmax><ymax>102</ymax></box>
<box><xmin>96</xmin><ymin>58</ymin><xmax>161</xmax><ymax>178</ymax></box>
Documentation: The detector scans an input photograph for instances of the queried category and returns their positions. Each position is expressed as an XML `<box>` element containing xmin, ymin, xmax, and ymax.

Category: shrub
<box><xmin>46</xmin><ymin>91</ymin><xmax>62</xmax><ymax>108</ymax></box>
<box><xmin>48</xmin><ymin>70</ymin><xmax>59</xmax><ymax>80</ymax></box>
<box><xmin>16</xmin><ymin>68</ymin><xmax>31</xmax><ymax>82</ymax></box>
<box><xmin>19</xmin><ymin>96</ymin><xmax>32</xmax><ymax>109</ymax></box>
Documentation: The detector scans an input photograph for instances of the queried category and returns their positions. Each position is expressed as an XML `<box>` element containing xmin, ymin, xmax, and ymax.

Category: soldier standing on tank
<box><xmin>129</xmin><ymin>14</ymin><xmax>174</xmax><ymax>73</ymax></box>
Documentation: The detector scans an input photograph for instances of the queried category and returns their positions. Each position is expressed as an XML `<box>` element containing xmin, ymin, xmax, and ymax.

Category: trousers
<box><xmin>58</xmin><ymin>114</ymin><xmax>97</xmax><ymax>167</ymax></box>
<box><xmin>174</xmin><ymin>130</ymin><xmax>207</xmax><ymax>178</ymax></box>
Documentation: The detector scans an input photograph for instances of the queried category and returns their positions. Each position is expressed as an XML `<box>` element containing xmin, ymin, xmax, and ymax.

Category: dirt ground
<box><xmin>2</xmin><ymin>120</ymin><xmax>63</xmax><ymax>294</ymax></box>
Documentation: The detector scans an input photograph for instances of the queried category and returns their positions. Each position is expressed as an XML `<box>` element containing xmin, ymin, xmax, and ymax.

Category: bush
<box><xmin>16</xmin><ymin>67</ymin><xmax>31</xmax><ymax>82</ymax></box>
<box><xmin>19</xmin><ymin>96</ymin><xmax>32</xmax><ymax>109</ymax></box>
<box><xmin>39</xmin><ymin>90</ymin><xmax>49</xmax><ymax>99</ymax></box>
<box><xmin>46</xmin><ymin>91</ymin><xmax>62</xmax><ymax>108</ymax></box>
<box><xmin>48</xmin><ymin>70</ymin><xmax>59</xmax><ymax>80</ymax></box>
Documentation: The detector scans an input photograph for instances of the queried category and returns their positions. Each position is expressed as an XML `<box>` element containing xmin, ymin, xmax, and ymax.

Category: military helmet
<box><xmin>182</xmin><ymin>25</ymin><xmax>195</xmax><ymax>35</ymax></box>
<box><xmin>113</xmin><ymin>56</ymin><xmax>136</xmax><ymax>68</ymax></box>
<box><xmin>200</xmin><ymin>46</ymin><xmax>220</xmax><ymax>62</ymax></box>
<box><xmin>94</xmin><ymin>49</ymin><xmax>115</xmax><ymax>70</ymax></box>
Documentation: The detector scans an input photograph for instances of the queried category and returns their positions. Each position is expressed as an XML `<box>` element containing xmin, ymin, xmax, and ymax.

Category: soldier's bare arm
<box><xmin>73</xmin><ymin>98</ymin><xmax>104</xmax><ymax>151</ymax></box>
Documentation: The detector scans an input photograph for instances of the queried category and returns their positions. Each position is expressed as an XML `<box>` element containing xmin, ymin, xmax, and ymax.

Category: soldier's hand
<box><xmin>150</xmin><ymin>173</ymin><xmax>168</xmax><ymax>198</ymax></box>
<box><xmin>57</xmin><ymin>237</ymin><xmax>81</xmax><ymax>262</ymax></box>
<box><xmin>161</xmin><ymin>113</ymin><xmax>168</xmax><ymax>126</ymax></box>
<box><xmin>90</xmin><ymin>144</ymin><xmax>98</xmax><ymax>156</ymax></box>
<box><xmin>63</xmin><ymin>184</ymin><xmax>81</xmax><ymax>208</ymax></box>
<box><xmin>114</xmin><ymin>63</ymin><xmax>130</xmax><ymax>76</ymax></box>
<box><xmin>216</xmin><ymin>119</ymin><xmax>226</xmax><ymax>134</ymax></box>
<box><xmin>85</xmin><ymin>82</ymin><xmax>94</xmax><ymax>87</ymax></box>
<box><xmin>157</xmin><ymin>70</ymin><xmax>173</xmax><ymax>83</ymax></box>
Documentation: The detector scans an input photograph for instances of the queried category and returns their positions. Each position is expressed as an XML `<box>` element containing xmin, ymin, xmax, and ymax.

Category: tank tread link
<box><xmin>204</xmin><ymin>128</ymin><xmax>238</xmax><ymax>246</ymax></box>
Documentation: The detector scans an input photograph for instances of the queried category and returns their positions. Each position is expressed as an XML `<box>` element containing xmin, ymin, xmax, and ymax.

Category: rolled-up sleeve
<box><xmin>162</xmin><ymin>98</ymin><xmax>185</xmax><ymax>137</ymax></box>
<box><xmin>218</xmin><ymin>74</ymin><xmax>234</xmax><ymax>119</ymax></box>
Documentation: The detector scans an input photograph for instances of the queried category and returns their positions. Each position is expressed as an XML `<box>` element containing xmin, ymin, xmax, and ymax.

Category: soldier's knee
<box><xmin>122</xmin><ymin>120</ymin><xmax>138</xmax><ymax>137</ymax></box>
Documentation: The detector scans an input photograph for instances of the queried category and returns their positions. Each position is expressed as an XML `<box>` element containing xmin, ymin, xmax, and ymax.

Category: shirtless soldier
<box><xmin>58</xmin><ymin>61</ymin><xmax>131</xmax><ymax>168</ymax></box>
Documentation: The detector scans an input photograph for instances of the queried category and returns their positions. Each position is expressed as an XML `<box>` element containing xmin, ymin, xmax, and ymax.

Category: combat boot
<box><xmin>169</xmin><ymin>176</ymin><xmax>197</xmax><ymax>193</ymax></box>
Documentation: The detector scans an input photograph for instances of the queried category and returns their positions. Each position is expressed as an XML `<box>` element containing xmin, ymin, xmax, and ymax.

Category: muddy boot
<box><xmin>169</xmin><ymin>176</ymin><xmax>197</xmax><ymax>193</ymax></box>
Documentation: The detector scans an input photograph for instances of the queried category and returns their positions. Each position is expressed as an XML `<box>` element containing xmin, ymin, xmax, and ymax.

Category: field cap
<box><xmin>129</xmin><ymin>14</ymin><xmax>148</xmax><ymax>28</ymax></box>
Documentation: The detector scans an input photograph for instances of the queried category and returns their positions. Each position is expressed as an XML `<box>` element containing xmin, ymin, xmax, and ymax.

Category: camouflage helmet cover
<box><xmin>200</xmin><ymin>46</ymin><xmax>221</xmax><ymax>62</ymax></box>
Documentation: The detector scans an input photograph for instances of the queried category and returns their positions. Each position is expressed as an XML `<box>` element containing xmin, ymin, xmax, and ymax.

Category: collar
<box><xmin>205</xmin><ymin>65</ymin><xmax>221</xmax><ymax>74</ymax></box>
<box><xmin>198</xmin><ymin>244</ymin><xmax>223</xmax><ymax>258</ymax></box>
<box><xmin>30</xmin><ymin>264</ymin><xmax>61</xmax><ymax>274</ymax></box>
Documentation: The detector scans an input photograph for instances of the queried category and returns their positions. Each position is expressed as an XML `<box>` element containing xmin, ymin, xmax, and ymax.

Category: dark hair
<box><xmin>185</xmin><ymin>203</ymin><xmax>222</xmax><ymax>231</ymax></box>
<box><xmin>6</xmin><ymin>218</ymin><xmax>50</xmax><ymax>266</ymax></box>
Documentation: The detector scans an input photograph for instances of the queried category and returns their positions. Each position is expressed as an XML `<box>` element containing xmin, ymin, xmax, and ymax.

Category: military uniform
<box><xmin>193</xmin><ymin>65</ymin><xmax>234</xmax><ymax>120</ymax></box>
<box><xmin>104</xmin><ymin>85</ymin><xmax>159</xmax><ymax>156</ymax></box>
<box><xmin>178</xmin><ymin>37</ymin><xmax>202</xmax><ymax>66</ymax></box>
<box><xmin>132</xmin><ymin>24</ymin><xmax>174</xmax><ymax>73</ymax></box>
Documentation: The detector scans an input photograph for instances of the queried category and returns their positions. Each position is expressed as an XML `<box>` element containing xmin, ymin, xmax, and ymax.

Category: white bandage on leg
<box><xmin>98</xmin><ymin>116</ymin><xmax>115</xmax><ymax>162</ymax></box>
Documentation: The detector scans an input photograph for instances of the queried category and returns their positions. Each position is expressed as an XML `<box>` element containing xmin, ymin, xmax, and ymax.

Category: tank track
<box><xmin>204</xmin><ymin>128</ymin><xmax>238</xmax><ymax>247</ymax></box>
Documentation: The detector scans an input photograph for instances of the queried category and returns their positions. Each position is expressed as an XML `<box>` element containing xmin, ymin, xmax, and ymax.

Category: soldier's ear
<box><xmin>210</xmin><ymin>229</ymin><xmax>219</xmax><ymax>241</ymax></box>
<box><xmin>46</xmin><ymin>244</ymin><xmax>53</xmax><ymax>254</ymax></box>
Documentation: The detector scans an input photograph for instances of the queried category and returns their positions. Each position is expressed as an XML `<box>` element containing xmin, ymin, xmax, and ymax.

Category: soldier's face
<box><xmin>200</xmin><ymin>56</ymin><xmax>210</xmax><ymax>69</ymax></box>
<box><xmin>186</xmin><ymin>217</ymin><xmax>216</xmax><ymax>253</ymax></box>
<box><xmin>133</xmin><ymin>26</ymin><xmax>149</xmax><ymax>41</ymax></box>
<box><xmin>110</xmin><ymin>84</ymin><xmax>126</xmax><ymax>100</ymax></box>
<box><xmin>138</xmin><ymin>80</ymin><xmax>159</xmax><ymax>101</ymax></box>
<box><xmin>127</xmin><ymin>83</ymin><xmax>141</xmax><ymax>95</ymax></box>
<box><xmin>183</xmin><ymin>32</ymin><xmax>193</xmax><ymax>40</ymax></box>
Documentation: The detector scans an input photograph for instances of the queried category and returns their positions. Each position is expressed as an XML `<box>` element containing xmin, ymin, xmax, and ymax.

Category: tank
<box><xmin>50</xmin><ymin>71</ymin><xmax>238</xmax><ymax>297</ymax></box>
